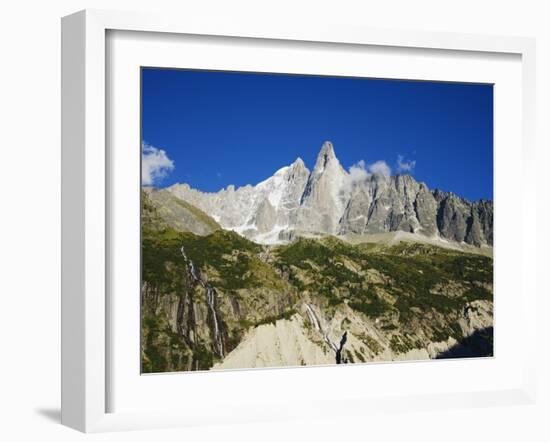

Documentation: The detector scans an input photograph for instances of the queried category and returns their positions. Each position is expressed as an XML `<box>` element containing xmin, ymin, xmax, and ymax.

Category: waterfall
<box><xmin>304</xmin><ymin>303</ymin><xmax>321</xmax><ymax>332</ymax></box>
<box><xmin>180</xmin><ymin>246</ymin><xmax>225</xmax><ymax>358</ymax></box>
<box><xmin>206</xmin><ymin>287</ymin><xmax>224</xmax><ymax>357</ymax></box>
<box><xmin>304</xmin><ymin>302</ymin><xmax>347</xmax><ymax>364</ymax></box>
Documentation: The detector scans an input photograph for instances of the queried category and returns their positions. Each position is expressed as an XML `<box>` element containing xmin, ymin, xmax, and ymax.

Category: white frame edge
<box><xmin>61</xmin><ymin>9</ymin><xmax>537</xmax><ymax>433</ymax></box>
<box><xmin>62</xmin><ymin>9</ymin><xmax>107</xmax><ymax>432</ymax></box>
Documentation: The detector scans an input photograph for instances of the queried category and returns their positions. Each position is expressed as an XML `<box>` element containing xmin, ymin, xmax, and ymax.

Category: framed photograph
<box><xmin>61</xmin><ymin>9</ymin><xmax>537</xmax><ymax>432</ymax></box>
<box><xmin>140</xmin><ymin>68</ymin><xmax>496</xmax><ymax>373</ymax></box>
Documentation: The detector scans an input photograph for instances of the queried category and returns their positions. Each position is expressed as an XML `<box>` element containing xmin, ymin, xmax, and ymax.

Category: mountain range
<box><xmin>161</xmin><ymin>142</ymin><xmax>493</xmax><ymax>248</ymax></box>
<box><xmin>140</xmin><ymin>142</ymin><xmax>494</xmax><ymax>373</ymax></box>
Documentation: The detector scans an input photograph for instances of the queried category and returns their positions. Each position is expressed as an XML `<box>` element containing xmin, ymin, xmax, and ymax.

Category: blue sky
<box><xmin>141</xmin><ymin>68</ymin><xmax>493</xmax><ymax>201</ymax></box>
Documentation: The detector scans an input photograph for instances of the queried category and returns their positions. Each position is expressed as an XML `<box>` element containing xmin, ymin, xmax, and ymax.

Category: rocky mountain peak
<box><xmin>287</xmin><ymin>157</ymin><xmax>309</xmax><ymax>177</ymax></box>
<box><xmin>290</xmin><ymin>156</ymin><xmax>306</xmax><ymax>169</ymax></box>
<box><xmin>314</xmin><ymin>141</ymin><xmax>339</xmax><ymax>173</ymax></box>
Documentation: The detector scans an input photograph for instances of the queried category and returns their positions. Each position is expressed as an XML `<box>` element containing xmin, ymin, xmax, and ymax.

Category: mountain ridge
<box><xmin>163</xmin><ymin>142</ymin><xmax>493</xmax><ymax>247</ymax></box>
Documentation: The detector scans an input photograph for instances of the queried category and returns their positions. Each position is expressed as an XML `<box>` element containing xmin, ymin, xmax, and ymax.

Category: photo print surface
<box><xmin>140</xmin><ymin>68</ymin><xmax>493</xmax><ymax>373</ymax></box>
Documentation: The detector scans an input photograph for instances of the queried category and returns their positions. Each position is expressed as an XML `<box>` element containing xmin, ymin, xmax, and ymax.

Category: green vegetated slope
<box><xmin>140</xmin><ymin>191</ymin><xmax>493</xmax><ymax>373</ymax></box>
<box><xmin>274</xmin><ymin>238</ymin><xmax>492</xmax><ymax>352</ymax></box>
<box><xmin>144</xmin><ymin>188</ymin><xmax>221</xmax><ymax>235</ymax></box>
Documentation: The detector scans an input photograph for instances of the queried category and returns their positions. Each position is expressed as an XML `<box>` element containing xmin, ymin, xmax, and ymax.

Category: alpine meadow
<box><xmin>140</xmin><ymin>69</ymin><xmax>494</xmax><ymax>373</ymax></box>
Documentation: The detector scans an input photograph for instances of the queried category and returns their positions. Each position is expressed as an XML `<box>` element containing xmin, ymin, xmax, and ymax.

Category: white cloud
<box><xmin>367</xmin><ymin>160</ymin><xmax>392</xmax><ymax>177</ymax></box>
<box><xmin>348</xmin><ymin>158</ymin><xmax>392</xmax><ymax>180</ymax></box>
<box><xmin>142</xmin><ymin>142</ymin><xmax>174</xmax><ymax>186</ymax></box>
<box><xmin>342</xmin><ymin>160</ymin><xmax>368</xmax><ymax>195</ymax></box>
<box><xmin>342</xmin><ymin>158</ymin><xmax>392</xmax><ymax>195</ymax></box>
<box><xmin>349</xmin><ymin>160</ymin><xmax>369</xmax><ymax>182</ymax></box>
<box><xmin>397</xmin><ymin>154</ymin><xmax>416</xmax><ymax>173</ymax></box>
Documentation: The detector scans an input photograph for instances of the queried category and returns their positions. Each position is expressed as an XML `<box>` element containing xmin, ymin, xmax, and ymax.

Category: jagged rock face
<box><xmin>355</xmin><ymin>174</ymin><xmax>422</xmax><ymax>234</ymax></box>
<box><xmin>415</xmin><ymin>184</ymin><xmax>439</xmax><ymax>236</ymax></box>
<box><xmin>253</xmin><ymin>198</ymin><xmax>276</xmax><ymax>233</ymax></box>
<box><xmin>339</xmin><ymin>175</ymin><xmax>440</xmax><ymax>238</ymax></box>
<box><xmin>165</xmin><ymin>142</ymin><xmax>493</xmax><ymax>246</ymax></box>
<box><xmin>168</xmin><ymin>157</ymin><xmax>310</xmax><ymax>242</ymax></box>
<box><xmin>473</xmin><ymin>200</ymin><xmax>494</xmax><ymax>245</ymax></box>
<box><xmin>434</xmin><ymin>190</ymin><xmax>493</xmax><ymax>246</ymax></box>
<box><xmin>267</xmin><ymin>157</ymin><xmax>310</xmax><ymax>229</ymax></box>
<box><xmin>296</xmin><ymin>141</ymin><xmax>348</xmax><ymax>234</ymax></box>
<box><xmin>339</xmin><ymin>184</ymin><xmax>372</xmax><ymax>234</ymax></box>
<box><xmin>168</xmin><ymin>183</ymin><xmax>255</xmax><ymax>228</ymax></box>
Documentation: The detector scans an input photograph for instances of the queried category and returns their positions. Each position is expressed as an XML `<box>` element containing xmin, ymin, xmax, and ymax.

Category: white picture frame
<box><xmin>61</xmin><ymin>9</ymin><xmax>537</xmax><ymax>433</ymax></box>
